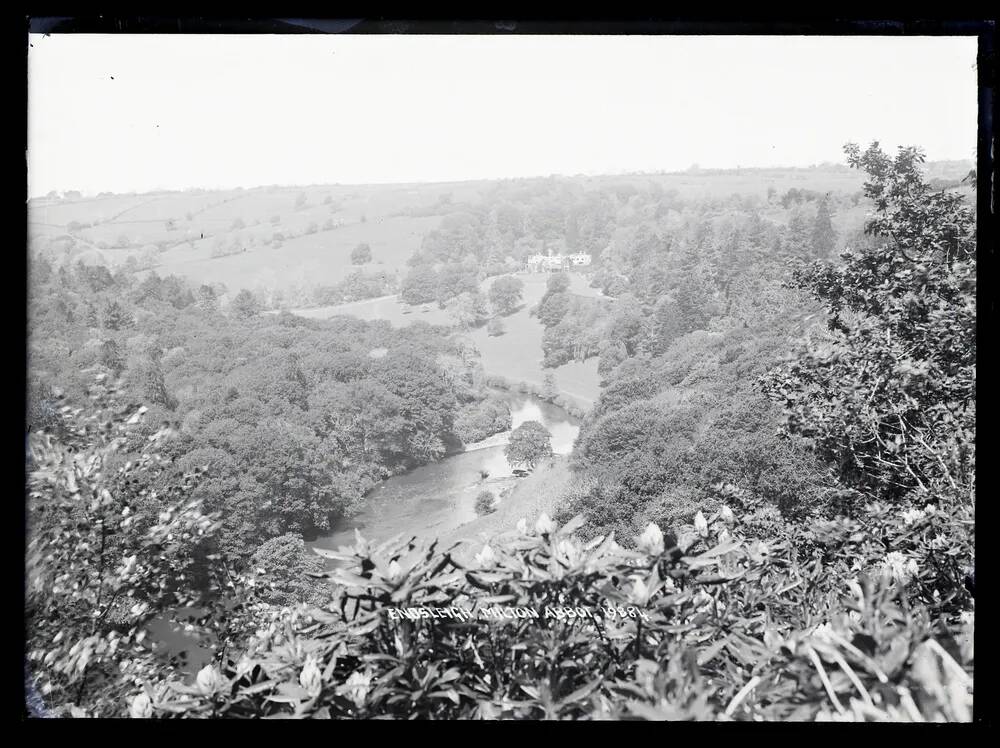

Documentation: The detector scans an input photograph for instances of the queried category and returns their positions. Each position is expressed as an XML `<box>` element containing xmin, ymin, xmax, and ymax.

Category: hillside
<box><xmin>28</xmin><ymin>162</ymin><xmax>972</xmax><ymax>306</ymax></box>
<box><xmin>287</xmin><ymin>272</ymin><xmax>604</xmax><ymax>410</ymax></box>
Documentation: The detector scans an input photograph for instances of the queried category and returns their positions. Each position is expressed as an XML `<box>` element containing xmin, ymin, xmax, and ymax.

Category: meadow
<box><xmin>287</xmin><ymin>272</ymin><xmax>604</xmax><ymax>409</ymax></box>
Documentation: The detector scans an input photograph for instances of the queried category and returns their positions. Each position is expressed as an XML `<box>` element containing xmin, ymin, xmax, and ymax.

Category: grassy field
<box><xmin>467</xmin><ymin>274</ymin><xmax>602</xmax><ymax>407</ymax></box>
<box><xmin>26</xmin><ymin>176</ymin><xmax>527</xmax><ymax>291</ymax></box>
<box><xmin>644</xmin><ymin>166</ymin><xmax>867</xmax><ymax>198</ymax></box>
<box><xmin>289</xmin><ymin>271</ymin><xmax>604</xmax><ymax>409</ymax></box>
<box><xmin>149</xmin><ymin>214</ymin><xmax>441</xmax><ymax>291</ymax></box>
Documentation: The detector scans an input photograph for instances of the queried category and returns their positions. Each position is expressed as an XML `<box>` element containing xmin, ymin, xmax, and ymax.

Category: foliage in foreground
<box><xmin>136</xmin><ymin>502</ymin><xmax>972</xmax><ymax>721</ymax></box>
<box><xmin>25</xmin><ymin>379</ymin><xmax>229</xmax><ymax>718</ymax></box>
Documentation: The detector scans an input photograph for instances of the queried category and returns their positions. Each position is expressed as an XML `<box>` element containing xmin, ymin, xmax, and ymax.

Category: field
<box><xmin>287</xmin><ymin>272</ymin><xmax>604</xmax><ymax>410</ymax></box>
<box><xmin>466</xmin><ymin>274</ymin><xmax>602</xmax><ymax>407</ymax></box>
<box><xmin>28</xmin><ymin>183</ymin><xmax>458</xmax><ymax>290</ymax></box>
<box><xmin>148</xmin><ymin>214</ymin><xmax>441</xmax><ymax>291</ymax></box>
<box><xmin>645</xmin><ymin>165</ymin><xmax>867</xmax><ymax>198</ymax></box>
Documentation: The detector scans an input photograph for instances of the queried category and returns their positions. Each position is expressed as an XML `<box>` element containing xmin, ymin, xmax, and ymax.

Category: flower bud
<box><xmin>535</xmin><ymin>513</ymin><xmax>556</xmax><ymax>535</ymax></box>
<box><xmin>299</xmin><ymin>656</ymin><xmax>322</xmax><ymax>699</ymax></box>
<box><xmin>129</xmin><ymin>692</ymin><xmax>152</xmax><ymax>719</ymax></box>
<box><xmin>629</xmin><ymin>578</ymin><xmax>650</xmax><ymax>605</ymax></box>
<box><xmin>693</xmin><ymin>511</ymin><xmax>709</xmax><ymax>537</ymax></box>
<box><xmin>196</xmin><ymin>664</ymin><xmax>221</xmax><ymax>696</ymax></box>
<box><xmin>385</xmin><ymin>560</ymin><xmax>403</xmax><ymax>583</ymax></box>
<box><xmin>636</xmin><ymin>522</ymin><xmax>665</xmax><ymax>555</ymax></box>
<box><xmin>340</xmin><ymin>670</ymin><xmax>372</xmax><ymax>709</ymax></box>
<box><xmin>474</xmin><ymin>544</ymin><xmax>497</xmax><ymax>569</ymax></box>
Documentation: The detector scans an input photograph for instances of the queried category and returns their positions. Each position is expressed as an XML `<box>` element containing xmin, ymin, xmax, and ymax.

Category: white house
<box><xmin>526</xmin><ymin>252</ymin><xmax>587</xmax><ymax>272</ymax></box>
<box><xmin>526</xmin><ymin>253</ymin><xmax>563</xmax><ymax>271</ymax></box>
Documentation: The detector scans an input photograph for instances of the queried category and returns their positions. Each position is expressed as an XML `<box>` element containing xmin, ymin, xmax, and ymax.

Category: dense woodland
<box><xmin>25</xmin><ymin>144</ymin><xmax>975</xmax><ymax>720</ymax></box>
<box><xmin>26</xmin><ymin>261</ymin><xmax>514</xmax><ymax>561</ymax></box>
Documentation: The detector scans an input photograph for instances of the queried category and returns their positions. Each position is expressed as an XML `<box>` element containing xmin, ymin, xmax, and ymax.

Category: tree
<box><xmin>436</xmin><ymin>263</ymin><xmax>479</xmax><ymax>304</ymax></box>
<box><xmin>474</xmin><ymin>490</ymin><xmax>497</xmax><ymax>516</ymax></box>
<box><xmin>495</xmin><ymin>203</ymin><xmax>525</xmax><ymax>239</ymax></box>
<box><xmin>536</xmin><ymin>291</ymin><xmax>571</xmax><ymax>328</ymax></box>
<box><xmin>598</xmin><ymin>340</ymin><xmax>629</xmax><ymax>378</ymax></box>
<box><xmin>126</xmin><ymin>355</ymin><xmax>177</xmax><ymax>410</ymax></box>
<box><xmin>487</xmin><ymin>316</ymin><xmax>505</xmax><ymax>337</ymax></box>
<box><xmin>351</xmin><ymin>243</ymin><xmax>373</xmax><ymax>265</ymax></box>
<box><xmin>249</xmin><ymin>533</ymin><xmax>328</xmax><ymax>607</ymax></box>
<box><xmin>196</xmin><ymin>284</ymin><xmax>218</xmax><ymax>312</ymax></box>
<box><xmin>450</xmin><ymin>291</ymin><xmax>488</xmax><ymax>329</ymax></box>
<box><xmin>309</xmin><ymin>379</ymin><xmax>407</xmax><ymax>460</ymax></box>
<box><xmin>673</xmin><ymin>267</ymin><xmax>717</xmax><ymax>333</ymax></box>
<box><xmin>765</xmin><ymin>142</ymin><xmax>975</xmax><ymax>510</ymax></box>
<box><xmin>488</xmin><ymin>276</ymin><xmax>524</xmax><ymax>315</ymax></box>
<box><xmin>645</xmin><ymin>297</ymin><xmax>686</xmax><ymax>355</ymax></box>
<box><xmin>547</xmin><ymin>271</ymin><xmax>571</xmax><ymax>295</ymax></box>
<box><xmin>400</xmin><ymin>265</ymin><xmax>439</xmax><ymax>305</ymax></box>
<box><xmin>25</xmin><ymin>382</ymin><xmax>230</xmax><ymax>716</ymax></box>
<box><xmin>504</xmin><ymin>420</ymin><xmax>553</xmax><ymax>470</ymax></box>
<box><xmin>453</xmin><ymin>398</ymin><xmax>511</xmax><ymax>443</ymax></box>
<box><xmin>230</xmin><ymin>289</ymin><xmax>262</xmax><ymax>319</ymax></box>
<box><xmin>160</xmin><ymin>275</ymin><xmax>196</xmax><ymax>309</ymax></box>
<box><xmin>542</xmin><ymin>373</ymin><xmax>558</xmax><ymax>400</ymax></box>
<box><xmin>786</xmin><ymin>206</ymin><xmax>813</xmax><ymax>257</ymax></box>
<box><xmin>606</xmin><ymin>294</ymin><xmax>646</xmax><ymax>356</ymax></box>
<box><xmin>101</xmin><ymin>300</ymin><xmax>134</xmax><ymax>331</ymax></box>
<box><xmin>811</xmin><ymin>196</ymin><xmax>837</xmax><ymax>258</ymax></box>
<box><xmin>95</xmin><ymin>341</ymin><xmax>124</xmax><ymax>378</ymax></box>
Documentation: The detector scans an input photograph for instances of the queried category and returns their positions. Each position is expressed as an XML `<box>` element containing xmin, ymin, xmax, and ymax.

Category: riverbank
<box><xmin>437</xmin><ymin>456</ymin><xmax>573</xmax><ymax>563</ymax></box>
<box><xmin>307</xmin><ymin>394</ymin><xmax>579</xmax><ymax>560</ymax></box>
<box><xmin>483</xmin><ymin>375</ymin><xmax>590</xmax><ymax>419</ymax></box>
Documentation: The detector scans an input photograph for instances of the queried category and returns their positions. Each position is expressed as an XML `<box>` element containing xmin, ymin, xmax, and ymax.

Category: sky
<box><xmin>27</xmin><ymin>34</ymin><xmax>979</xmax><ymax>197</ymax></box>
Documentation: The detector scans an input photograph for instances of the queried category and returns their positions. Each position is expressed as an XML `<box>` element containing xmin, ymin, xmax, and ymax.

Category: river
<box><xmin>306</xmin><ymin>393</ymin><xmax>580</xmax><ymax>558</ymax></box>
<box><xmin>149</xmin><ymin>392</ymin><xmax>579</xmax><ymax>677</ymax></box>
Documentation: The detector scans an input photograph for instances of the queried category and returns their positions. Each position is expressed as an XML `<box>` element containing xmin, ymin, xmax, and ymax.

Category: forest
<box><xmin>25</xmin><ymin>143</ymin><xmax>975</xmax><ymax>720</ymax></box>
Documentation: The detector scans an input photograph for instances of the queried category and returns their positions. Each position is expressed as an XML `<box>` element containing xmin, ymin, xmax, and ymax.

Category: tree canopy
<box><xmin>504</xmin><ymin>420</ymin><xmax>553</xmax><ymax>470</ymax></box>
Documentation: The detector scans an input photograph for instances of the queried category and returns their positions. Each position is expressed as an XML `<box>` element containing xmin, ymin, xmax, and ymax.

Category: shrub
<box><xmin>351</xmin><ymin>243</ymin><xmax>372</xmax><ymax>265</ymax></box>
<box><xmin>145</xmin><ymin>506</ymin><xmax>973</xmax><ymax>720</ymax></box>
<box><xmin>474</xmin><ymin>490</ymin><xmax>496</xmax><ymax>516</ymax></box>
<box><xmin>486</xmin><ymin>316</ymin><xmax>505</xmax><ymax>337</ymax></box>
<box><xmin>453</xmin><ymin>398</ymin><xmax>511</xmax><ymax>444</ymax></box>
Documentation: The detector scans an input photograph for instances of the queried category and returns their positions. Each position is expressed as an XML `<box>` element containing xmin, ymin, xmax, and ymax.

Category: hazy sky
<box><xmin>27</xmin><ymin>34</ymin><xmax>978</xmax><ymax>197</ymax></box>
